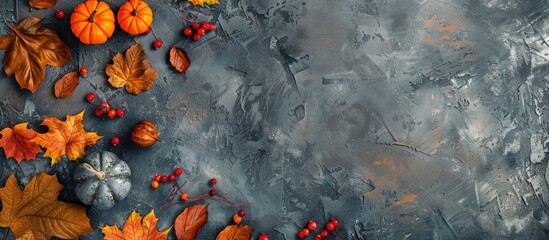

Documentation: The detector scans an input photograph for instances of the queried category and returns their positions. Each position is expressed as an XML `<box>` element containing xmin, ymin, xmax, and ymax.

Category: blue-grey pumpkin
<box><xmin>74</xmin><ymin>151</ymin><xmax>131</xmax><ymax>210</ymax></box>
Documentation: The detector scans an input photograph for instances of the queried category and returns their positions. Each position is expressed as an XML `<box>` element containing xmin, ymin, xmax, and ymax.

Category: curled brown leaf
<box><xmin>54</xmin><ymin>71</ymin><xmax>79</xmax><ymax>98</ymax></box>
<box><xmin>169</xmin><ymin>47</ymin><xmax>191</xmax><ymax>73</ymax></box>
<box><xmin>175</xmin><ymin>205</ymin><xmax>208</xmax><ymax>240</ymax></box>
<box><xmin>29</xmin><ymin>0</ymin><xmax>58</xmax><ymax>9</ymax></box>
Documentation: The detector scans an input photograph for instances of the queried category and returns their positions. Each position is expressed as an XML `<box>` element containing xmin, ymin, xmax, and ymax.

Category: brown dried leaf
<box><xmin>0</xmin><ymin>173</ymin><xmax>92</xmax><ymax>239</ymax></box>
<box><xmin>216</xmin><ymin>225</ymin><xmax>253</xmax><ymax>240</ymax></box>
<box><xmin>54</xmin><ymin>71</ymin><xmax>79</xmax><ymax>98</ymax></box>
<box><xmin>175</xmin><ymin>205</ymin><xmax>208</xmax><ymax>240</ymax></box>
<box><xmin>169</xmin><ymin>47</ymin><xmax>191</xmax><ymax>73</ymax></box>
<box><xmin>28</xmin><ymin>0</ymin><xmax>58</xmax><ymax>9</ymax></box>
<box><xmin>106</xmin><ymin>43</ymin><xmax>158</xmax><ymax>95</ymax></box>
<box><xmin>0</xmin><ymin>16</ymin><xmax>72</xmax><ymax>93</ymax></box>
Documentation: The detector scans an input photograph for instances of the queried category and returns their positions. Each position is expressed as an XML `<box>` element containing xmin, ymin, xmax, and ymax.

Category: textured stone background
<box><xmin>0</xmin><ymin>0</ymin><xmax>548</xmax><ymax>239</ymax></box>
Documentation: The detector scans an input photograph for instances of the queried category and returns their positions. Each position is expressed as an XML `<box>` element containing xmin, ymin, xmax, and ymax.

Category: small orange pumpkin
<box><xmin>117</xmin><ymin>0</ymin><xmax>153</xmax><ymax>35</ymax></box>
<box><xmin>131</xmin><ymin>120</ymin><xmax>158</xmax><ymax>147</ymax></box>
<box><xmin>70</xmin><ymin>0</ymin><xmax>115</xmax><ymax>44</ymax></box>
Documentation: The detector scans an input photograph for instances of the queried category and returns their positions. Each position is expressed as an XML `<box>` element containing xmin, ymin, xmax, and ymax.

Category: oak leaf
<box><xmin>0</xmin><ymin>16</ymin><xmax>72</xmax><ymax>93</ymax></box>
<box><xmin>0</xmin><ymin>123</ymin><xmax>42</xmax><ymax>163</ymax></box>
<box><xmin>54</xmin><ymin>71</ymin><xmax>79</xmax><ymax>98</ymax></box>
<box><xmin>0</xmin><ymin>172</ymin><xmax>92</xmax><ymax>239</ymax></box>
<box><xmin>106</xmin><ymin>43</ymin><xmax>158</xmax><ymax>94</ymax></box>
<box><xmin>170</xmin><ymin>47</ymin><xmax>191</xmax><ymax>73</ymax></box>
<box><xmin>29</xmin><ymin>0</ymin><xmax>58</xmax><ymax>9</ymax></box>
<box><xmin>101</xmin><ymin>210</ymin><xmax>171</xmax><ymax>240</ymax></box>
<box><xmin>175</xmin><ymin>205</ymin><xmax>208</xmax><ymax>240</ymax></box>
<box><xmin>31</xmin><ymin>111</ymin><xmax>101</xmax><ymax>165</ymax></box>
<box><xmin>188</xmin><ymin>0</ymin><xmax>219</xmax><ymax>6</ymax></box>
<box><xmin>216</xmin><ymin>225</ymin><xmax>253</xmax><ymax>240</ymax></box>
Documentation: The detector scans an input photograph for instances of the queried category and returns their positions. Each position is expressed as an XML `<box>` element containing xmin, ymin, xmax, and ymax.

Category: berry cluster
<box><xmin>183</xmin><ymin>21</ymin><xmax>215</xmax><ymax>41</ymax></box>
<box><xmin>86</xmin><ymin>94</ymin><xmax>125</xmax><ymax>120</ymax></box>
<box><xmin>151</xmin><ymin>167</ymin><xmax>184</xmax><ymax>189</ymax></box>
<box><xmin>298</xmin><ymin>218</ymin><xmax>339</xmax><ymax>239</ymax></box>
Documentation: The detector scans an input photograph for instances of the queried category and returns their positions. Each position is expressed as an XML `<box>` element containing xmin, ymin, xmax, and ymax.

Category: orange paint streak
<box><xmin>392</xmin><ymin>193</ymin><xmax>417</xmax><ymax>206</ymax></box>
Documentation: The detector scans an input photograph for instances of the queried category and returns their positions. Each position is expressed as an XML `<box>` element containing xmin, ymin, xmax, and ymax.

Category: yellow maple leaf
<box><xmin>31</xmin><ymin>111</ymin><xmax>101</xmax><ymax>165</ymax></box>
<box><xmin>101</xmin><ymin>210</ymin><xmax>171</xmax><ymax>240</ymax></box>
<box><xmin>188</xmin><ymin>0</ymin><xmax>219</xmax><ymax>6</ymax></box>
<box><xmin>0</xmin><ymin>172</ymin><xmax>92</xmax><ymax>239</ymax></box>
<box><xmin>106</xmin><ymin>43</ymin><xmax>158</xmax><ymax>95</ymax></box>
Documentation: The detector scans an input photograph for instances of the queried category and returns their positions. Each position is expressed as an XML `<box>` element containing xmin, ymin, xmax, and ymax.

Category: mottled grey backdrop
<box><xmin>0</xmin><ymin>0</ymin><xmax>548</xmax><ymax>239</ymax></box>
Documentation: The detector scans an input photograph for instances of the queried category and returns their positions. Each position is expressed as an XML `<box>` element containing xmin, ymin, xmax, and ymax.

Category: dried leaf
<box><xmin>31</xmin><ymin>111</ymin><xmax>101</xmax><ymax>165</ymax></box>
<box><xmin>188</xmin><ymin>0</ymin><xmax>219</xmax><ymax>6</ymax></box>
<box><xmin>101</xmin><ymin>210</ymin><xmax>171</xmax><ymax>240</ymax></box>
<box><xmin>0</xmin><ymin>173</ymin><xmax>92</xmax><ymax>239</ymax></box>
<box><xmin>106</xmin><ymin>43</ymin><xmax>158</xmax><ymax>95</ymax></box>
<box><xmin>175</xmin><ymin>205</ymin><xmax>208</xmax><ymax>240</ymax></box>
<box><xmin>0</xmin><ymin>123</ymin><xmax>41</xmax><ymax>163</ymax></box>
<box><xmin>54</xmin><ymin>71</ymin><xmax>79</xmax><ymax>98</ymax></box>
<box><xmin>170</xmin><ymin>47</ymin><xmax>191</xmax><ymax>73</ymax></box>
<box><xmin>216</xmin><ymin>225</ymin><xmax>253</xmax><ymax>240</ymax></box>
<box><xmin>28</xmin><ymin>0</ymin><xmax>58</xmax><ymax>9</ymax></box>
<box><xmin>0</xmin><ymin>16</ymin><xmax>71</xmax><ymax>93</ymax></box>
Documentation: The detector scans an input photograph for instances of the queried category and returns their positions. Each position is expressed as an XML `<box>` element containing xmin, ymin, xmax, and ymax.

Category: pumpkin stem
<box><xmin>88</xmin><ymin>9</ymin><xmax>98</xmax><ymax>23</ymax></box>
<box><xmin>83</xmin><ymin>163</ymin><xmax>106</xmax><ymax>180</ymax></box>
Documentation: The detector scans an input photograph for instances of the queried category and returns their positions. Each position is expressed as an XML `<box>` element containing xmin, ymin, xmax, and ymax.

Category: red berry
<box><xmin>315</xmin><ymin>234</ymin><xmax>322</xmax><ymax>240</ymax></box>
<box><xmin>320</xmin><ymin>229</ymin><xmax>328</xmax><ymax>237</ymax></box>
<box><xmin>160</xmin><ymin>175</ymin><xmax>168</xmax><ymax>182</ymax></box>
<box><xmin>331</xmin><ymin>218</ymin><xmax>339</xmax><ymax>227</ymax></box>
<box><xmin>174</xmin><ymin>167</ymin><xmax>183</xmax><ymax>175</ymax></box>
<box><xmin>301</xmin><ymin>229</ymin><xmax>309</xmax><ymax>236</ymax></box>
<box><xmin>144</xmin><ymin>27</ymin><xmax>151</xmax><ymax>34</ymax></box>
<box><xmin>116</xmin><ymin>108</ymin><xmax>125</xmax><ymax>117</ymax></box>
<box><xmin>237</xmin><ymin>209</ymin><xmax>246</xmax><ymax>217</ymax></box>
<box><xmin>55</xmin><ymin>10</ymin><xmax>65</xmax><ymax>19</ymax></box>
<box><xmin>209</xmin><ymin>23</ymin><xmax>216</xmax><ymax>31</ymax></box>
<box><xmin>94</xmin><ymin>107</ymin><xmax>103</xmax><ymax>117</ymax></box>
<box><xmin>208</xmin><ymin>189</ymin><xmax>217</xmax><ymax>196</ymax></box>
<box><xmin>201</xmin><ymin>22</ymin><xmax>210</xmax><ymax>31</ymax></box>
<box><xmin>79</xmin><ymin>66</ymin><xmax>88</xmax><ymax>76</ymax></box>
<box><xmin>153</xmin><ymin>174</ymin><xmax>161</xmax><ymax>182</ymax></box>
<box><xmin>192</xmin><ymin>34</ymin><xmax>201</xmax><ymax>41</ymax></box>
<box><xmin>307</xmin><ymin>221</ymin><xmax>317</xmax><ymax>231</ymax></box>
<box><xmin>100</xmin><ymin>102</ymin><xmax>110</xmax><ymax>110</ymax></box>
<box><xmin>326</xmin><ymin>222</ymin><xmax>335</xmax><ymax>231</ymax></box>
<box><xmin>197</xmin><ymin>28</ymin><xmax>206</xmax><ymax>36</ymax></box>
<box><xmin>191</xmin><ymin>22</ymin><xmax>201</xmax><ymax>30</ymax></box>
<box><xmin>258</xmin><ymin>233</ymin><xmax>269</xmax><ymax>240</ymax></box>
<box><xmin>297</xmin><ymin>230</ymin><xmax>305</xmax><ymax>239</ymax></box>
<box><xmin>209</xmin><ymin>178</ymin><xmax>217</xmax><ymax>185</ymax></box>
<box><xmin>153</xmin><ymin>39</ymin><xmax>163</xmax><ymax>49</ymax></box>
<box><xmin>86</xmin><ymin>92</ymin><xmax>96</xmax><ymax>102</ymax></box>
<box><xmin>107</xmin><ymin>109</ymin><xmax>117</xmax><ymax>119</ymax></box>
<box><xmin>183</xmin><ymin>27</ymin><xmax>193</xmax><ymax>36</ymax></box>
<box><xmin>111</xmin><ymin>136</ymin><xmax>120</xmax><ymax>146</ymax></box>
<box><xmin>168</xmin><ymin>174</ymin><xmax>176</xmax><ymax>181</ymax></box>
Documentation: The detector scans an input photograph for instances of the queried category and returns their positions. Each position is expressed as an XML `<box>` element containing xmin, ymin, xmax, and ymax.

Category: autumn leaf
<box><xmin>31</xmin><ymin>111</ymin><xmax>101</xmax><ymax>165</ymax></box>
<box><xmin>106</xmin><ymin>43</ymin><xmax>158</xmax><ymax>95</ymax></box>
<box><xmin>54</xmin><ymin>71</ymin><xmax>79</xmax><ymax>98</ymax></box>
<box><xmin>0</xmin><ymin>16</ymin><xmax>71</xmax><ymax>93</ymax></box>
<box><xmin>175</xmin><ymin>205</ymin><xmax>208</xmax><ymax>240</ymax></box>
<box><xmin>216</xmin><ymin>225</ymin><xmax>253</xmax><ymax>240</ymax></box>
<box><xmin>188</xmin><ymin>0</ymin><xmax>219</xmax><ymax>6</ymax></box>
<box><xmin>0</xmin><ymin>172</ymin><xmax>92</xmax><ymax>239</ymax></box>
<box><xmin>0</xmin><ymin>123</ymin><xmax>42</xmax><ymax>163</ymax></box>
<box><xmin>170</xmin><ymin>47</ymin><xmax>191</xmax><ymax>73</ymax></box>
<box><xmin>28</xmin><ymin>0</ymin><xmax>58</xmax><ymax>9</ymax></box>
<box><xmin>101</xmin><ymin>210</ymin><xmax>171</xmax><ymax>240</ymax></box>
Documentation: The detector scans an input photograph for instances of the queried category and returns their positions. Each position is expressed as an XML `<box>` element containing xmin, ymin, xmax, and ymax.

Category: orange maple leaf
<box><xmin>0</xmin><ymin>172</ymin><xmax>92</xmax><ymax>239</ymax></box>
<box><xmin>0</xmin><ymin>122</ymin><xmax>42</xmax><ymax>163</ymax></box>
<box><xmin>101</xmin><ymin>210</ymin><xmax>171</xmax><ymax>240</ymax></box>
<box><xmin>188</xmin><ymin>0</ymin><xmax>219</xmax><ymax>6</ymax></box>
<box><xmin>31</xmin><ymin>111</ymin><xmax>101</xmax><ymax>165</ymax></box>
<box><xmin>106</xmin><ymin>43</ymin><xmax>158</xmax><ymax>95</ymax></box>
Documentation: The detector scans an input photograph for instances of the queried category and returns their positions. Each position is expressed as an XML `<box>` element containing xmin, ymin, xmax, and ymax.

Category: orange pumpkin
<box><xmin>131</xmin><ymin>120</ymin><xmax>158</xmax><ymax>147</ymax></box>
<box><xmin>70</xmin><ymin>0</ymin><xmax>115</xmax><ymax>44</ymax></box>
<box><xmin>117</xmin><ymin>0</ymin><xmax>153</xmax><ymax>35</ymax></box>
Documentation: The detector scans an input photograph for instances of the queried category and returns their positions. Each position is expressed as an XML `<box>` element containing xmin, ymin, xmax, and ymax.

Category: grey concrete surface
<box><xmin>0</xmin><ymin>0</ymin><xmax>548</xmax><ymax>239</ymax></box>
